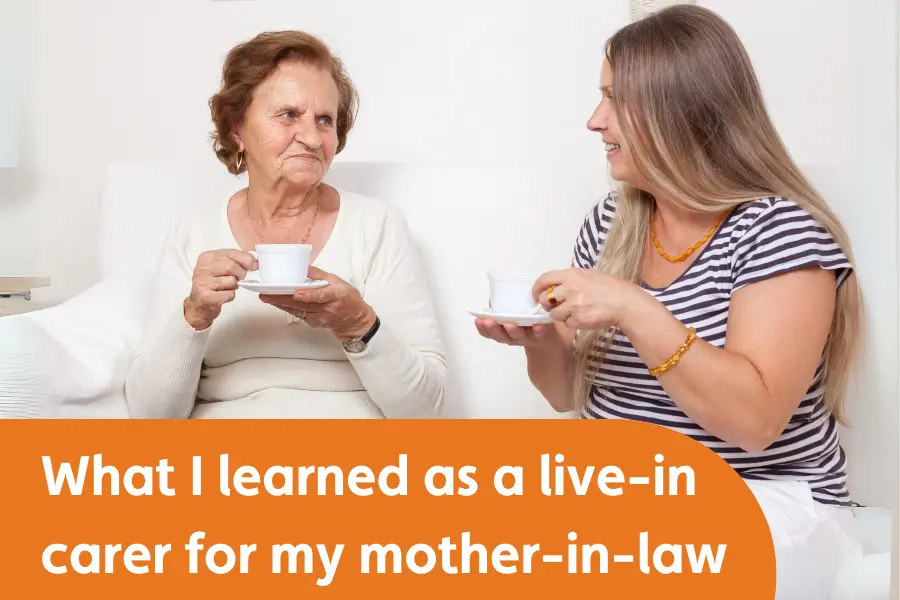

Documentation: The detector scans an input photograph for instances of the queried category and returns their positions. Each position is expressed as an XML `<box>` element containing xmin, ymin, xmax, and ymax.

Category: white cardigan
<box><xmin>123</xmin><ymin>188</ymin><xmax>447</xmax><ymax>419</ymax></box>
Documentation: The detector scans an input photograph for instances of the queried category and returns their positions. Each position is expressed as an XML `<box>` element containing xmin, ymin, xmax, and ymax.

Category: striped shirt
<box><xmin>573</xmin><ymin>193</ymin><xmax>853</xmax><ymax>506</ymax></box>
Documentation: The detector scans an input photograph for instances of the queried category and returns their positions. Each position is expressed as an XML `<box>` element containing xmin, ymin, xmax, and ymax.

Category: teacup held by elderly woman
<box><xmin>124</xmin><ymin>31</ymin><xmax>447</xmax><ymax>419</ymax></box>
<box><xmin>239</xmin><ymin>243</ymin><xmax>328</xmax><ymax>293</ymax></box>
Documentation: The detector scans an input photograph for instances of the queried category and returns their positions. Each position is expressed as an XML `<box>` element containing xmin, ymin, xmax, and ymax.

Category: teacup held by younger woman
<box><xmin>466</xmin><ymin>271</ymin><xmax>553</xmax><ymax>326</ymax></box>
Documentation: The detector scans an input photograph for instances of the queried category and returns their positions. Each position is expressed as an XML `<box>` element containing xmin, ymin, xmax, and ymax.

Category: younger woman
<box><xmin>476</xmin><ymin>6</ymin><xmax>864</xmax><ymax>597</ymax></box>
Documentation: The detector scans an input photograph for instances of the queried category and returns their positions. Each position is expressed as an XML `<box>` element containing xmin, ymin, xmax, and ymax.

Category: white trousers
<box><xmin>745</xmin><ymin>480</ymin><xmax>862</xmax><ymax>600</ymax></box>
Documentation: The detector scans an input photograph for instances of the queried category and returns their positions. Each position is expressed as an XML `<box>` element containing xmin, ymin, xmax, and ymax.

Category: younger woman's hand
<box><xmin>533</xmin><ymin>268</ymin><xmax>638</xmax><ymax>331</ymax></box>
<box><xmin>474</xmin><ymin>319</ymin><xmax>560</xmax><ymax>348</ymax></box>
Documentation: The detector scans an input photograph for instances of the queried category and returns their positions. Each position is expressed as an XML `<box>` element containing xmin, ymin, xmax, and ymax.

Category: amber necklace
<box><xmin>651</xmin><ymin>207</ymin><xmax>731</xmax><ymax>263</ymax></box>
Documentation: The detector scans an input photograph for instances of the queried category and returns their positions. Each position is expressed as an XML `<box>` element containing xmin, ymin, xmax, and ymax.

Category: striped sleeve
<box><xmin>732</xmin><ymin>198</ymin><xmax>853</xmax><ymax>292</ymax></box>
<box><xmin>572</xmin><ymin>193</ymin><xmax>616</xmax><ymax>269</ymax></box>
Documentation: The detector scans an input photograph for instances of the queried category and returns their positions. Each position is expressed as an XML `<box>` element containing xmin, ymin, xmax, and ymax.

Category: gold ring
<box><xmin>546</xmin><ymin>285</ymin><xmax>559</xmax><ymax>306</ymax></box>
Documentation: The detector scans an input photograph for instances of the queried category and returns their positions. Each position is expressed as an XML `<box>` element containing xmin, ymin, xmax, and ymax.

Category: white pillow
<box><xmin>830</xmin><ymin>552</ymin><xmax>891</xmax><ymax>600</ymax></box>
<box><xmin>23</xmin><ymin>271</ymin><xmax>153</xmax><ymax>417</ymax></box>
<box><xmin>851</xmin><ymin>506</ymin><xmax>893</xmax><ymax>554</ymax></box>
<box><xmin>0</xmin><ymin>316</ymin><xmax>44</xmax><ymax>418</ymax></box>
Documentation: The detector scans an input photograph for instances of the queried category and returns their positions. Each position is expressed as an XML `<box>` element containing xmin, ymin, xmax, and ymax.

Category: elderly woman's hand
<box><xmin>184</xmin><ymin>249</ymin><xmax>258</xmax><ymax>331</ymax></box>
<box><xmin>260</xmin><ymin>266</ymin><xmax>376</xmax><ymax>342</ymax></box>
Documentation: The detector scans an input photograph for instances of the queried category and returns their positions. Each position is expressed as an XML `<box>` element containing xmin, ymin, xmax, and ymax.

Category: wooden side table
<box><xmin>0</xmin><ymin>277</ymin><xmax>52</xmax><ymax>317</ymax></box>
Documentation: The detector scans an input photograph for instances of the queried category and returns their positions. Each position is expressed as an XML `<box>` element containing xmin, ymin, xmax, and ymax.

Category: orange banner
<box><xmin>0</xmin><ymin>419</ymin><xmax>775</xmax><ymax>598</ymax></box>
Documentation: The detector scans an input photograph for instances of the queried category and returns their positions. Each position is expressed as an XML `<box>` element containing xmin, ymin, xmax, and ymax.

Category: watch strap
<box><xmin>361</xmin><ymin>316</ymin><xmax>381</xmax><ymax>344</ymax></box>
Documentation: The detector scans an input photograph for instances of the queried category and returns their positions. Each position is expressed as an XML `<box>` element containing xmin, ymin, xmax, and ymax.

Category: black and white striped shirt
<box><xmin>573</xmin><ymin>193</ymin><xmax>853</xmax><ymax>506</ymax></box>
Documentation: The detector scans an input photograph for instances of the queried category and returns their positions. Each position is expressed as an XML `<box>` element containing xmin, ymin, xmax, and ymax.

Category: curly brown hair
<box><xmin>209</xmin><ymin>30</ymin><xmax>359</xmax><ymax>175</ymax></box>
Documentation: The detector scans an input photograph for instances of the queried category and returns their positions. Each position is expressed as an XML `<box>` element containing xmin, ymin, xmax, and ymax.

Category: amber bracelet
<box><xmin>648</xmin><ymin>327</ymin><xmax>697</xmax><ymax>377</ymax></box>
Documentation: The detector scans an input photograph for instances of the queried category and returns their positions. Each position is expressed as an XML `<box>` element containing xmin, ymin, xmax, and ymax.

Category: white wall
<box><xmin>837</xmin><ymin>0</ymin><xmax>900</xmax><ymax>565</ymax></box>
<box><xmin>0</xmin><ymin>0</ymin><xmax>22</xmax><ymax>167</ymax></box>
<box><xmin>21</xmin><ymin>0</ymin><xmax>629</xmax><ymax>302</ymax></box>
<box><xmin>19</xmin><ymin>0</ymin><xmax>855</xmax><ymax>303</ymax></box>
<box><xmin>4</xmin><ymin>0</ymin><xmax>898</xmax><ymax>512</ymax></box>
<box><xmin>895</xmin><ymin>0</ymin><xmax>900</xmax><ymax>591</ymax></box>
<box><xmin>0</xmin><ymin>0</ymin><xmax>39</xmax><ymax>277</ymax></box>
<box><xmin>843</xmin><ymin>0</ymin><xmax>900</xmax><ymax>526</ymax></box>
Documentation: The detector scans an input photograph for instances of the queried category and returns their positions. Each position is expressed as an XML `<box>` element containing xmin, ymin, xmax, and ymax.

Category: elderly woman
<box><xmin>125</xmin><ymin>31</ymin><xmax>446</xmax><ymax>419</ymax></box>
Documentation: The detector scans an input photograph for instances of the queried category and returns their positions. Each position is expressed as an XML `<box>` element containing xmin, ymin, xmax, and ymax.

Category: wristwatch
<box><xmin>343</xmin><ymin>316</ymin><xmax>381</xmax><ymax>353</ymax></box>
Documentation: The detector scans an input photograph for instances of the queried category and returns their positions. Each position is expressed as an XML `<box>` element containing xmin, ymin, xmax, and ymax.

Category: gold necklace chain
<box><xmin>651</xmin><ymin>207</ymin><xmax>731</xmax><ymax>263</ymax></box>
<box><xmin>247</xmin><ymin>192</ymin><xmax>320</xmax><ymax>245</ymax></box>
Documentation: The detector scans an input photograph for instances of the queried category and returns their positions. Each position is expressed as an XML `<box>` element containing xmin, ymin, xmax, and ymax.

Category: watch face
<box><xmin>344</xmin><ymin>339</ymin><xmax>366</xmax><ymax>353</ymax></box>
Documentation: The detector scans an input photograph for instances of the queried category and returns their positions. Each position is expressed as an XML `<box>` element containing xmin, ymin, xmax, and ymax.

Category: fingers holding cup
<box><xmin>537</xmin><ymin>284</ymin><xmax>577</xmax><ymax>326</ymax></box>
<box><xmin>548</xmin><ymin>301</ymin><xmax>574</xmax><ymax>327</ymax></box>
<box><xmin>539</xmin><ymin>284</ymin><xmax>564</xmax><ymax>311</ymax></box>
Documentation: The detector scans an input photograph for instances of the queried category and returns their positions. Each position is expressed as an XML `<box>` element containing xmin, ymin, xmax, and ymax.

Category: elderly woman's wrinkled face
<box><xmin>234</xmin><ymin>61</ymin><xmax>340</xmax><ymax>188</ymax></box>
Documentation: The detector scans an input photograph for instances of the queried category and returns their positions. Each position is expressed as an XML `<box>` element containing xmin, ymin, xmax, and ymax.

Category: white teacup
<box><xmin>249</xmin><ymin>244</ymin><xmax>311</xmax><ymax>284</ymax></box>
<box><xmin>488</xmin><ymin>271</ymin><xmax>546</xmax><ymax>315</ymax></box>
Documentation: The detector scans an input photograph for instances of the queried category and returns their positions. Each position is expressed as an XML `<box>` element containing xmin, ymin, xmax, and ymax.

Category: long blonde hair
<box><xmin>572</xmin><ymin>5</ymin><xmax>863</xmax><ymax>424</ymax></box>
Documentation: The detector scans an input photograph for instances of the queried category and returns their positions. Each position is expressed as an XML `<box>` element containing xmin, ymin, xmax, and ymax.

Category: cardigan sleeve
<box><xmin>344</xmin><ymin>202</ymin><xmax>449</xmax><ymax>418</ymax></box>
<box><xmin>123</xmin><ymin>217</ymin><xmax>210</xmax><ymax>418</ymax></box>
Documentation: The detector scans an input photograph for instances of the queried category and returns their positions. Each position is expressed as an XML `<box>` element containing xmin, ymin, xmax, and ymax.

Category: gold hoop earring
<box><xmin>236</xmin><ymin>151</ymin><xmax>244</xmax><ymax>171</ymax></box>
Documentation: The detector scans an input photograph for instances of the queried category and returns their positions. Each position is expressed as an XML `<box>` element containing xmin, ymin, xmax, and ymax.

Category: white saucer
<box><xmin>467</xmin><ymin>308</ymin><xmax>554</xmax><ymax>327</ymax></box>
<box><xmin>238</xmin><ymin>279</ymin><xmax>329</xmax><ymax>294</ymax></box>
